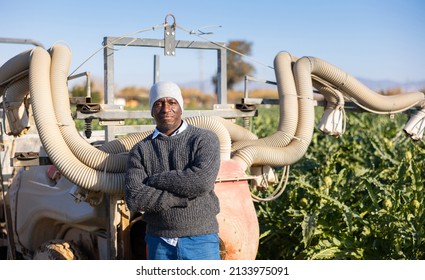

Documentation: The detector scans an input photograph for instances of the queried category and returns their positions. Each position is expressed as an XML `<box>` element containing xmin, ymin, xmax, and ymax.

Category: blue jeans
<box><xmin>145</xmin><ymin>234</ymin><xmax>220</xmax><ymax>260</ymax></box>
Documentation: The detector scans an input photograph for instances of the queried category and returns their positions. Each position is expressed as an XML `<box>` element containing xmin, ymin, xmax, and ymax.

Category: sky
<box><xmin>1</xmin><ymin>0</ymin><xmax>425</xmax><ymax>93</ymax></box>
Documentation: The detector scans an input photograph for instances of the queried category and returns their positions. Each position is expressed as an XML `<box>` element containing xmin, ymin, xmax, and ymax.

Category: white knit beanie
<box><xmin>149</xmin><ymin>81</ymin><xmax>184</xmax><ymax>114</ymax></box>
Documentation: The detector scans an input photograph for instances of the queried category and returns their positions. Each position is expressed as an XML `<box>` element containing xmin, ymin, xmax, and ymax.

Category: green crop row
<box><xmin>253</xmin><ymin>106</ymin><xmax>424</xmax><ymax>260</ymax></box>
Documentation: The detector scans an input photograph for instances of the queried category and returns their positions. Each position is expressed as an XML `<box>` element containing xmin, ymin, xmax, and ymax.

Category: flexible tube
<box><xmin>49</xmin><ymin>44</ymin><xmax>128</xmax><ymax>173</ymax></box>
<box><xmin>232</xmin><ymin>56</ymin><xmax>316</xmax><ymax>169</ymax></box>
<box><xmin>7</xmin><ymin>45</ymin><xmax>425</xmax><ymax>191</ymax></box>
<box><xmin>49</xmin><ymin>44</ymin><xmax>232</xmax><ymax>173</ymax></box>
<box><xmin>29</xmin><ymin>45</ymin><xmax>233</xmax><ymax>193</ymax></box>
<box><xmin>3</xmin><ymin>77</ymin><xmax>30</xmax><ymax>136</ymax></box>
<box><xmin>185</xmin><ymin>116</ymin><xmax>231</xmax><ymax>160</ymax></box>
<box><xmin>306</xmin><ymin>57</ymin><xmax>425</xmax><ymax>112</ymax></box>
<box><xmin>313</xmin><ymin>80</ymin><xmax>343</xmax><ymax>108</ymax></box>
<box><xmin>231</xmin><ymin>52</ymin><xmax>298</xmax><ymax>152</ymax></box>
<box><xmin>214</xmin><ymin>117</ymin><xmax>258</xmax><ymax>143</ymax></box>
<box><xmin>0</xmin><ymin>50</ymin><xmax>32</xmax><ymax>94</ymax></box>
<box><xmin>29</xmin><ymin>46</ymin><xmax>125</xmax><ymax>193</ymax></box>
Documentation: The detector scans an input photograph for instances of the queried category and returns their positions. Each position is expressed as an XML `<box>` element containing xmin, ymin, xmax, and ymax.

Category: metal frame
<box><xmin>99</xmin><ymin>34</ymin><xmax>237</xmax><ymax>260</ymax></box>
<box><xmin>103</xmin><ymin>37</ymin><xmax>228</xmax><ymax>104</ymax></box>
<box><xmin>96</xmin><ymin>35</ymin><xmax>255</xmax><ymax>141</ymax></box>
<box><xmin>0</xmin><ymin>37</ymin><xmax>44</xmax><ymax>48</ymax></box>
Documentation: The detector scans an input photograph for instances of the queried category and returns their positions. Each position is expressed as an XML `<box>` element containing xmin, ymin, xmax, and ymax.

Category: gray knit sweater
<box><xmin>124</xmin><ymin>125</ymin><xmax>221</xmax><ymax>238</ymax></box>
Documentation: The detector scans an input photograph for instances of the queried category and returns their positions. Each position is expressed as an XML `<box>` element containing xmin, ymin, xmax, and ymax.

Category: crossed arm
<box><xmin>124</xmin><ymin>133</ymin><xmax>220</xmax><ymax>213</ymax></box>
<box><xmin>145</xmin><ymin>135</ymin><xmax>220</xmax><ymax>198</ymax></box>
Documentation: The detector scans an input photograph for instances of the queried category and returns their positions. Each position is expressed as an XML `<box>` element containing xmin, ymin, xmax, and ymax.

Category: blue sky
<box><xmin>1</xmin><ymin>0</ymin><xmax>424</xmax><ymax>92</ymax></box>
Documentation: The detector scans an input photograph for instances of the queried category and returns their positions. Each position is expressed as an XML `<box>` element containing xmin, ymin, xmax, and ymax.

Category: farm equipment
<box><xmin>1</xmin><ymin>15</ymin><xmax>424</xmax><ymax>260</ymax></box>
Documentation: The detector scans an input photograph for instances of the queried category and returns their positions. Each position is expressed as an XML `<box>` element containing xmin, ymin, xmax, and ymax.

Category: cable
<box><xmin>251</xmin><ymin>165</ymin><xmax>290</xmax><ymax>202</ymax></box>
<box><xmin>176</xmin><ymin>24</ymin><xmax>274</xmax><ymax>71</ymax></box>
<box><xmin>70</xmin><ymin>20</ymin><xmax>275</xmax><ymax>80</ymax></box>
<box><xmin>69</xmin><ymin>23</ymin><xmax>166</xmax><ymax>76</ymax></box>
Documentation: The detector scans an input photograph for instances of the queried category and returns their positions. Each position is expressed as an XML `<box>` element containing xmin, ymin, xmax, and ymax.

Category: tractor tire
<box><xmin>33</xmin><ymin>239</ymin><xmax>86</xmax><ymax>260</ymax></box>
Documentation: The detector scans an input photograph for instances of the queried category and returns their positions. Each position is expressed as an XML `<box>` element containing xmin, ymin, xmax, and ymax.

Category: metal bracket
<box><xmin>164</xmin><ymin>14</ymin><xmax>176</xmax><ymax>56</ymax></box>
<box><xmin>11</xmin><ymin>152</ymin><xmax>52</xmax><ymax>167</ymax></box>
<box><xmin>76</xmin><ymin>103</ymin><xmax>101</xmax><ymax>114</ymax></box>
<box><xmin>235</xmin><ymin>103</ymin><xmax>257</xmax><ymax>112</ymax></box>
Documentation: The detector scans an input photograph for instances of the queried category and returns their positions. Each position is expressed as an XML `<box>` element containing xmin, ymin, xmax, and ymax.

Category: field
<box><xmin>75</xmin><ymin>90</ymin><xmax>425</xmax><ymax>260</ymax></box>
<box><xmin>253</xmin><ymin>106</ymin><xmax>424</xmax><ymax>259</ymax></box>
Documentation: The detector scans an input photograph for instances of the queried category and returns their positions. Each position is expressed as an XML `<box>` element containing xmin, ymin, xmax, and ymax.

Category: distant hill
<box><xmin>356</xmin><ymin>78</ymin><xmax>425</xmax><ymax>92</ymax></box>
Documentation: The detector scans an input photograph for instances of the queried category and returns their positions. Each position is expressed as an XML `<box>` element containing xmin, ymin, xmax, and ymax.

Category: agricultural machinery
<box><xmin>1</xmin><ymin>15</ymin><xmax>424</xmax><ymax>259</ymax></box>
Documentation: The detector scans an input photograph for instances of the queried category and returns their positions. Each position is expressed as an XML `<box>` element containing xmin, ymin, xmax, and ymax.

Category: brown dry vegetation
<box><xmin>113</xmin><ymin>86</ymin><xmax>279</xmax><ymax>109</ymax></box>
<box><xmin>73</xmin><ymin>80</ymin><xmax>424</xmax><ymax>110</ymax></box>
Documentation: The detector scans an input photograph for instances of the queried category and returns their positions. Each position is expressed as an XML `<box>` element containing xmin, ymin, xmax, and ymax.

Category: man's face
<box><xmin>151</xmin><ymin>97</ymin><xmax>182</xmax><ymax>135</ymax></box>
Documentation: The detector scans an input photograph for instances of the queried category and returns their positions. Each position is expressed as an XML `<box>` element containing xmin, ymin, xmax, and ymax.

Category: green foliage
<box><xmin>212</xmin><ymin>40</ymin><xmax>255</xmax><ymax>91</ymax></box>
<box><xmin>70</xmin><ymin>83</ymin><xmax>102</xmax><ymax>103</ymax></box>
<box><xmin>254</xmin><ymin>106</ymin><xmax>425</xmax><ymax>260</ymax></box>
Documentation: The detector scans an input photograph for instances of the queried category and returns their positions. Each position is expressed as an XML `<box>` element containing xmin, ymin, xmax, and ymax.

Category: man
<box><xmin>125</xmin><ymin>81</ymin><xmax>221</xmax><ymax>260</ymax></box>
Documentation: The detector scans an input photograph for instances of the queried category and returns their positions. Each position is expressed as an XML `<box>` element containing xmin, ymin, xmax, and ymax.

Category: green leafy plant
<box><xmin>255</xmin><ymin>107</ymin><xmax>425</xmax><ymax>260</ymax></box>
